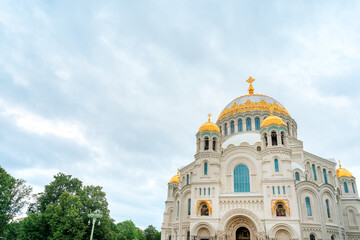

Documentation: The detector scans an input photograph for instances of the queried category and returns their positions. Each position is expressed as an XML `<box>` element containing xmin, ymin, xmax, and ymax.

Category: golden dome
<box><xmin>169</xmin><ymin>171</ymin><xmax>179</xmax><ymax>183</ymax></box>
<box><xmin>199</xmin><ymin>114</ymin><xmax>220</xmax><ymax>133</ymax></box>
<box><xmin>261</xmin><ymin>115</ymin><xmax>286</xmax><ymax>128</ymax></box>
<box><xmin>336</xmin><ymin>161</ymin><xmax>353</xmax><ymax>178</ymax></box>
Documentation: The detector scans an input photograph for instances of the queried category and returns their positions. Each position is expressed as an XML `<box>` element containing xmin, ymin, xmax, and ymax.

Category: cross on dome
<box><xmin>246</xmin><ymin>76</ymin><xmax>255</xmax><ymax>95</ymax></box>
<box><xmin>208</xmin><ymin>113</ymin><xmax>212</xmax><ymax>122</ymax></box>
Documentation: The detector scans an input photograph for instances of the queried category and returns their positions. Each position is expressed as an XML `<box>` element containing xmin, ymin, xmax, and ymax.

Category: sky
<box><xmin>0</xmin><ymin>0</ymin><xmax>360</xmax><ymax>230</ymax></box>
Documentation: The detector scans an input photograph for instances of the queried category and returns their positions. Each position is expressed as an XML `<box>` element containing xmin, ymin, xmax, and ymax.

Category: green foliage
<box><xmin>46</xmin><ymin>192</ymin><xmax>87</xmax><ymax>240</ymax></box>
<box><xmin>0</xmin><ymin>165</ymin><xmax>32</xmax><ymax>236</ymax></box>
<box><xmin>3</xmin><ymin>221</ymin><xmax>22</xmax><ymax>240</ymax></box>
<box><xmin>144</xmin><ymin>225</ymin><xmax>161</xmax><ymax>240</ymax></box>
<box><xmin>115</xmin><ymin>220</ymin><xmax>146</xmax><ymax>240</ymax></box>
<box><xmin>20</xmin><ymin>213</ymin><xmax>48</xmax><ymax>240</ymax></box>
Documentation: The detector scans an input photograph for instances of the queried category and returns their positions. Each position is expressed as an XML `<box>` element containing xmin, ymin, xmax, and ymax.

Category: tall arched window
<box><xmin>312</xmin><ymin>164</ymin><xmax>317</xmax><ymax>180</ymax></box>
<box><xmin>199</xmin><ymin>188</ymin><xmax>201</xmax><ymax>195</ymax></box>
<box><xmin>352</xmin><ymin>182</ymin><xmax>356</xmax><ymax>193</ymax></box>
<box><xmin>208</xmin><ymin>188</ymin><xmax>210</xmax><ymax>195</ymax></box>
<box><xmin>323</xmin><ymin>169</ymin><xmax>328</xmax><ymax>184</ymax></box>
<box><xmin>344</xmin><ymin>182</ymin><xmax>349</xmax><ymax>193</ymax></box>
<box><xmin>295</xmin><ymin>172</ymin><xmax>300</xmax><ymax>181</ymax></box>
<box><xmin>271</xmin><ymin>131</ymin><xmax>277</xmax><ymax>146</ymax></box>
<box><xmin>188</xmin><ymin>199</ymin><xmax>191</xmax><ymax>215</ymax></box>
<box><xmin>186</xmin><ymin>174</ymin><xmax>189</xmax><ymax>185</ymax></box>
<box><xmin>204</xmin><ymin>162</ymin><xmax>208</xmax><ymax>175</ymax></box>
<box><xmin>230</xmin><ymin>121</ymin><xmax>235</xmax><ymax>134</ymax></box>
<box><xmin>238</xmin><ymin>119</ymin><xmax>243</xmax><ymax>132</ymax></box>
<box><xmin>187</xmin><ymin>231</ymin><xmax>190</xmax><ymax>240</ymax></box>
<box><xmin>224</xmin><ymin>123</ymin><xmax>228</xmax><ymax>136</ymax></box>
<box><xmin>234</xmin><ymin>164</ymin><xmax>250</xmax><ymax>192</ymax></box>
<box><xmin>310</xmin><ymin>234</ymin><xmax>316</xmax><ymax>240</ymax></box>
<box><xmin>264</xmin><ymin>133</ymin><xmax>268</xmax><ymax>146</ymax></box>
<box><xmin>204</xmin><ymin>188</ymin><xmax>206</xmax><ymax>195</ymax></box>
<box><xmin>246</xmin><ymin>118</ymin><xmax>252</xmax><ymax>131</ymax></box>
<box><xmin>331</xmin><ymin>235</ymin><xmax>335</xmax><ymax>240</ymax></box>
<box><xmin>177</xmin><ymin>201</ymin><xmax>180</xmax><ymax>217</ymax></box>
<box><xmin>281</xmin><ymin>132</ymin><xmax>285</xmax><ymax>145</ymax></box>
<box><xmin>255</xmin><ymin>117</ymin><xmax>260</xmax><ymax>130</ymax></box>
<box><xmin>325</xmin><ymin>199</ymin><xmax>331</xmax><ymax>218</ymax></box>
<box><xmin>305</xmin><ymin>197</ymin><xmax>312</xmax><ymax>216</ymax></box>
<box><xmin>212</xmin><ymin>138</ymin><xmax>217</xmax><ymax>151</ymax></box>
<box><xmin>204</xmin><ymin>137</ymin><xmax>209</xmax><ymax>150</ymax></box>
<box><xmin>274</xmin><ymin>159</ymin><xmax>279</xmax><ymax>172</ymax></box>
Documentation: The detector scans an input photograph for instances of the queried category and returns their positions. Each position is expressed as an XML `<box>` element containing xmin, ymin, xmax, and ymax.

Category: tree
<box><xmin>20</xmin><ymin>213</ymin><xmax>48</xmax><ymax>240</ymax></box>
<box><xmin>144</xmin><ymin>225</ymin><xmax>161</xmax><ymax>240</ymax></box>
<box><xmin>0</xmin><ymin>165</ymin><xmax>32</xmax><ymax>236</ymax></box>
<box><xmin>45</xmin><ymin>192</ymin><xmax>87</xmax><ymax>240</ymax></box>
<box><xmin>115</xmin><ymin>220</ymin><xmax>145</xmax><ymax>240</ymax></box>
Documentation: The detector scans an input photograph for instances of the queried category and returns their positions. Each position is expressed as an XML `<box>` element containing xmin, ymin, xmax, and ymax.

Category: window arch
<box><xmin>305</xmin><ymin>197</ymin><xmax>312</xmax><ymax>216</ymax></box>
<box><xmin>295</xmin><ymin>172</ymin><xmax>300</xmax><ymax>181</ymax></box>
<box><xmin>212</xmin><ymin>137</ymin><xmax>217</xmax><ymax>151</ymax></box>
<box><xmin>246</xmin><ymin>118</ymin><xmax>252</xmax><ymax>131</ymax></box>
<box><xmin>255</xmin><ymin>117</ymin><xmax>260</xmax><ymax>130</ymax></box>
<box><xmin>238</xmin><ymin>119</ymin><xmax>243</xmax><ymax>132</ymax></box>
<box><xmin>323</xmin><ymin>169</ymin><xmax>328</xmax><ymax>184</ymax></box>
<box><xmin>271</xmin><ymin>131</ymin><xmax>277</xmax><ymax>146</ymax></box>
<box><xmin>331</xmin><ymin>235</ymin><xmax>335</xmax><ymax>240</ymax></box>
<box><xmin>344</xmin><ymin>182</ymin><xmax>349</xmax><ymax>193</ymax></box>
<box><xmin>187</xmin><ymin>231</ymin><xmax>190</xmax><ymax>240</ymax></box>
<box><xmin>234</xmin><ymin>164</ymin><xmax>250</xmax><ymax>192</ymax></box>
<box><xmin>230</xmin><ymin>121</ymin><xmax>235</xmax><ymax>134</ymax></box>
<box><xmin>274</xmin><ymin>159</ymin><xmax>279</xmax><ymax>172</ymax></box>
<box><xmin>312</xmin><ymin>164</ymin><xmax>317</xmax><ymax>180</ymax></box>
<box><xmin>204</xmin><ymin>162</ymin><xmax>208</xmax><ymax>175</ymax></box>
<box><xmin>204</xmin><ymin>137</ymin><xmax>209</xmax><ymax>150</ymax></box>
<box><xmin>310</xmin><ymin>234</ymin><xmax>316</xmax><ymax>240</ymax></box>
<box><xmin>224</xmin><ymin>123</ymin><xmax>228</xmax><ymax>136</ymax></box>
<box><xmin>325</xmin><ymin>199</ymin><xmax>331</xmax><ymax>218</ymax></box>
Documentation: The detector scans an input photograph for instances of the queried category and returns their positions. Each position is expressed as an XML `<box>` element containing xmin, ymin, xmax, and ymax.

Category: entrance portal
<box><xmin>236</xmin><ymin>227</ymin><xmax>250</xmax><ymax>240</ymax></box>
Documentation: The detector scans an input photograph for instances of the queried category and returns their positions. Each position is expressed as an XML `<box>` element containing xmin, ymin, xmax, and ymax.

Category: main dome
<box><xmin>217</xmin><ymin>94</ymin><xmax>291</xmax><ymax>122</ymax></box>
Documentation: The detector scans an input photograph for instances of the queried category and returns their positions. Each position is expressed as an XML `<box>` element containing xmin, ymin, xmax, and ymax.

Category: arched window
<box><xmin>200</xmin><ymin>204</ymin><xmax>209</xmax><ymax>216</ymax></box>
<box><xmin>281</xmin><ymin>132</ymin><xmax>285</xmax><ymax>145</ymax></box>
<box><xmin>255</xmin><ymin>117</ymin><xmax>260</xmax><ymax>130</ymax></box>
<box><xmin>246</xmin><ymin>118</ymin><xmax>252</xmax><ymax>131</ymax></box>
<box><xmin>349</xmin><ymin>209</ymin><xmax>357</xmax><ymax>225</ymax></box>
<box><xmin>224</xmin><ymin>123</ymin><xmax>228</xmax><ymax>136</ymax></box>
<box><xmin>212</xmin><ymin>138</ymin><xmax>217</xmax><ymax>151</ymax></box>
<box><xmin>274</xmin><ymin>159</ymin><xmax>279</xmax><ymax>172</ymax></box>
<box><xmin>325</xmin><ymin>199</ymin><xmax>331</xmax><ymax>218</ymax></box>
<box><xmin>264</xmin><ymin>133</ymin><xmax>268</xmax><ymax>146</ymax></box>
<box><xmin>203</xmin><ymin>188</ymin><xmax>206</xmax><ymax>195</ymax></box>
<box><xmin>271</xmin><ymin>131</ymin><xmax>277</xmax><ymax>146</ymax></box>
<box><xmin>344</xmin><ymin>182</ymin><xmax>349</xmax><ymax>193</ymax></box>
<box><xmin>305</xmin><ymin>197</ymin><xmax>312</xmax><ymax>216</ymax></box>
<box><xmin>188</xmin><ymin>199</ymin><xmax>191</xmax><ymax>215</ymax></box>
<box><xmin>187</xmin><ymin>231</ymin><xmax>190</xmax><ymax>240</ymax></box>
<box><xmin>323</xmin><ymin>169</ymin><xmax>328</xmax><ymax>184</ymax></box>
<box><xmin>177</xmin><ymin>201</ymin><xmax>180</xmax><ymax>217</ymax></box>
<box><xmin>231</xmin><ymin>121</ymin><xmax>235</xmax><ymax>134</ymax></box>
<box><xmin>169</xmin><ymin>236</ymin><xmax>171</xmax><ymax>240</ymax></box>
<box><xmin>310</xmin><ymin>234</ymin><xmax>316</xmax><ymax>240</ymax></box>
<box><xmin>295</xmin><ymin>172</ymin><xmax>300</xmax><ymax>181</ymax></box>
<box><xmin>204</xmin><ymin>162</ymin><xmax>208</xmax><ymax>175</ymax></box>
<box><xmin>331</xmin><ymin>235</ymin><xmax>335</xmax><ymax>240</ymax></box>
<box><xmin>204</xmin><ymin>137</ymin><xmax>209</xmax><ymax>150</ymax></box>
<box><xmin>186</xmin><ymin>174</ymin><xmax>189</xmax><ymax>185</ymax></box>
<box><xmin>312</xmin><ymin>164</ymin><xmax>317</xmax><ymax>180</ymax></box>
<box><xmin>352</xmin><ymin>182</ymin><xmax>356</xmax><ymax>193</ymax></box>
<box><xmin>276</xmin><ymin>203</ymin><xmax>286</xmax><ymax>216</ymax></box>
<box><xmin>272</xmin><ymin>187</ymin><xmax>275</xmax><ymax>195</ymax></box>
<box><xmin>283</xmin><ymin>186</ymin><xmax>286</xmax><ymax>194</ymax></box>
<box><xmin>238</xmin><ymin>119</ymin><xmax>243</xmax><ymax>132</ymax></box>
<box><xmin>199</xmin><ymin>188</ymin><xmax>201</xmax><ymax>195</ymax></box>
<box><xmin>208</xmin><ymin>188</ymin><xmax>210</xmax><ymax>195</ymax></box>
<box><xmin>234</xmin><ymin>164</ymin><xmax>250</xmax><ymax>192</ymax></box>
<box><xmin>287</xmin><ymin>122</ymin><xmax>290</xmax><ymax>134</ymax></box>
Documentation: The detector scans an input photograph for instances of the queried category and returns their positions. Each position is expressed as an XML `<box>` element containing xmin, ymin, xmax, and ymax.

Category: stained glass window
<box><xmin>234</xmin><ymin>164</ymin><xmax>250</xmax><ymax>192</ymax></box>
<box><xmin>231</xmin><ymin>121</ymin><xmax>235</xmax><ymax>134</ymax></box>
<box><xmin>274</xmin><ymin>159</ymin><xmax>279</xmax><ymax>172</ymax></box>
<box><xmin>238</xmin><ymin>119</ymin><xmax>243</xmax><ymax>132</ymax></box>
<box><xmin>305</xmin><ymin>197</ymin><xmax>312</xmax><ymax>216</ymax></box>
<box><xmin>325</xmin><ymin>199</ymin><xmax>331</xmax><ymax>218</ymax></box>
<box><xmin>188</xmin><ymin>199</ymin><xmax>191</xmax><ymax>215</ymax></box>
<box><xmin>323</xmin><ymin>169</ymin><xmax>328</xmax><ymax>184</ymax></box>
<box><xmin>312</xmin><ymin>164</ymin><xmax>317</xmax><ymax>180</ymax></box>
<box><xmin>186</xmin><ymin>174</ymin><xmax>189</xmax><ymax>185</ymax></box>
<box><xmin>255</xmin><ymin>117</ymin><xmax>260</xmax><ymax>130</ymax></box>
<box><xmin>344</xmin><ymin>182</ymin><xmax>349</xmax><ymax>193</ymax></box>
<box><xmin>204</xmin><ymin>162</ymin><xmax>208</xmax><ymax>175</ymax></box>
<box><xmin>246</xmin><ymin>118</ymin><xmax>252</xmax><ymax>131</ymax></box>
<box><xmin>272</xmin><ymin>187</ymin><xmax>275</xmax><ymax>195</ymax></box>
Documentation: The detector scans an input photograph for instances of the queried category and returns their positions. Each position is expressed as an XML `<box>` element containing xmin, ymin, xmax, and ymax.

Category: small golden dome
<box><xmin>261</xmin><ymin>115</ymin><xmax>286</xmax><ymax>128</ymax></box>
<box><xmin>336</xmin><ymin>161</ymin><xmax>353</xmax><ymax>178</ymax></box>
<box><xmin>199</xmin><ymin>114</ymin><xmax>220</xmax><ymax>133</ymax></box>
<box><xmin>169</xmin><ymin>171</ymin><xmax>179</xmax><ymax>183</ymax></box>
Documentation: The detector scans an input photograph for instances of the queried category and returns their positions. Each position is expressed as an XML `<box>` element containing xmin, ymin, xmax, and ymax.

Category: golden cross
<box><xmin>208</xmin><ymin>113</ymin><xmax>212</xmax><ymax>122</ymax></box>
<box><xmin>338</xmin><ymin>160</ymin><xmax>342</xmax><ymax>168</ymax></box>
<box><xmin>246</xmin><ymin>76</ymin><xmax>255</xmax><ymax>95</ymax></box>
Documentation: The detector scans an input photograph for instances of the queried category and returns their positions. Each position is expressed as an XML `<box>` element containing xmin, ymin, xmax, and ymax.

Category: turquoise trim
<box><xmin>260</xmin><ymin>126</ymin><xmax>288</xmax><ymax>134</ymax></box>
<box><xmin>200</xmin><ymin>132</ymin><xmax>220</xmax><ymax>138</ymax></box>
<box><xmin>217</xmin><ymin>111</ymin><xmax>281</xmax><ymax>125</ymax></box>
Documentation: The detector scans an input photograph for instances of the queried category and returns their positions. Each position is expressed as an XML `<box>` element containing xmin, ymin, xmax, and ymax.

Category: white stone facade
<box><xmin>161</xmin><ymin>93</ymin><xmax>360</xmax><ymax>240</ymax></box>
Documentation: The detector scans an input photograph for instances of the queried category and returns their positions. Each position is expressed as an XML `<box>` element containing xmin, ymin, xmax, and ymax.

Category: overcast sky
<box><xmin>1</xmin><ymin>0</ymin><xmax>360</xmax><ymax>230</ymax></box>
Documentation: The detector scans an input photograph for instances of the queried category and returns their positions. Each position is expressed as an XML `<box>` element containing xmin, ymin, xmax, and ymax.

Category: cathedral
<box><xmin>161</xmin><ymin>78</ymin><xmax>360</xmax><ymax>240</ymax></box>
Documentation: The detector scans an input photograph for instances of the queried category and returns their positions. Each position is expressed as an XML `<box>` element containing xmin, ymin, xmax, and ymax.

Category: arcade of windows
<box><xmin>263</xmin><ymin>131</ymin><xmax>286</xmax><ymax>147</ymax></box>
